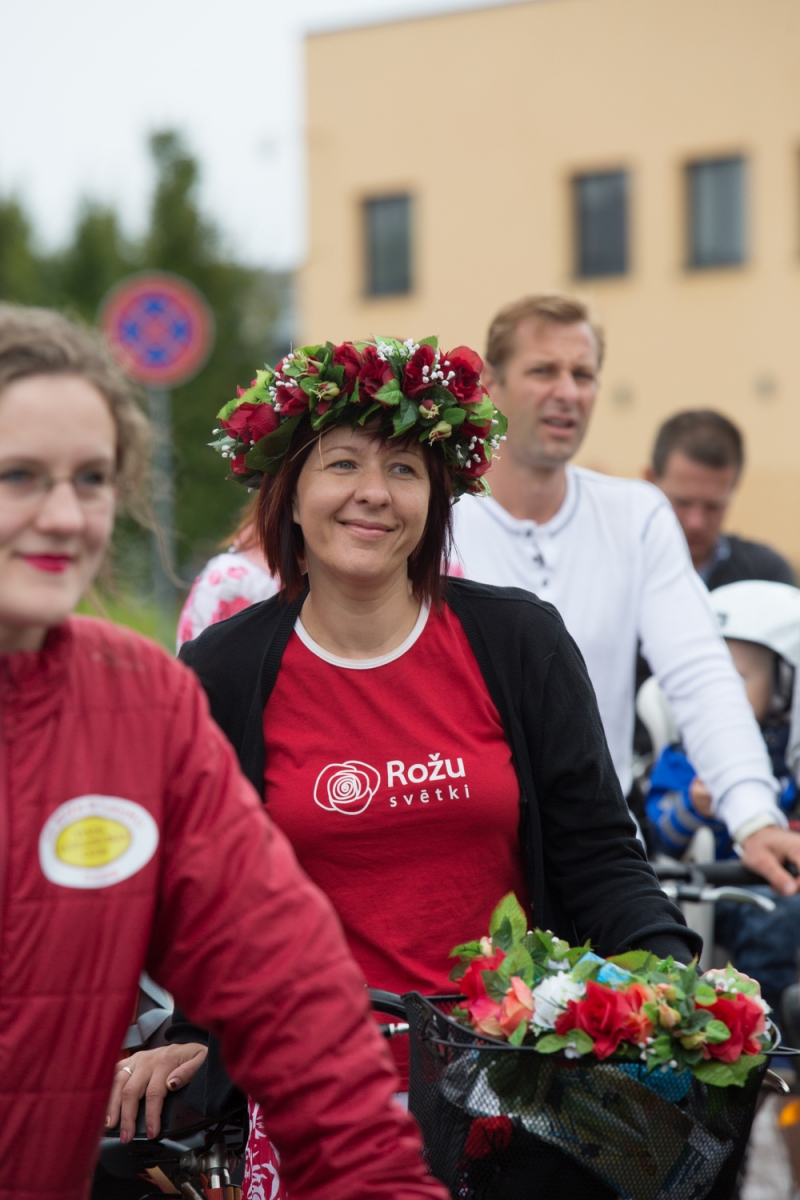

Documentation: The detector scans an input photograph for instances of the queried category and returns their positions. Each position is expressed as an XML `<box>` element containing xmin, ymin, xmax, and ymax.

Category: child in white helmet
<box><xmin>645</xmin><ymin>580</ymin><xmax>800</xmax><ymax>860</ymax></box>
<box><xmin>642</xmin><ymin>579</ymin><xmax>800</xmax><ymax>1010</ymax></box>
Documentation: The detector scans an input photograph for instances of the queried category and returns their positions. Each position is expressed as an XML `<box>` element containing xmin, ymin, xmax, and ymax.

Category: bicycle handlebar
<box><xmin>659</xmin><ymin>881</ymin><xmax>776</xmax><ymax>912</ymax></box>
<box><xmin>652</xmin><ymin>860</ymin><xmax>768</xmax><ymax>888</ymax></box>
<box><xmin>368</xmin><ymin>988</ymin><xmax>407</xmax><ymax>1020</ymax></box>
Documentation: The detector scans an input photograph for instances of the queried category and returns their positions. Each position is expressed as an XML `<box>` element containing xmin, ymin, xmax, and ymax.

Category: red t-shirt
<box><xmin>263</xmin><ymin>602</ymin><xmax>527</xmax><ymax>1084</ymax></box>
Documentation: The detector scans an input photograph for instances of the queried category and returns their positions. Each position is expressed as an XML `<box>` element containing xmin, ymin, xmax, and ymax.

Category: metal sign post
<box><xmin>99</xmin><ymin>272</ymin><xmax>214</xmax><ymax>631</ymax></box>
<box><xmin>145</xmin><ymin>386</ymin><xmax>176</xmax><ymax>617</ymax></box>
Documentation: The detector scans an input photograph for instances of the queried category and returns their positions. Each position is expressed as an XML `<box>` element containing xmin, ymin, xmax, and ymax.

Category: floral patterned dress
<box><xmin>243</xmin><ymin>1100</ymin><xmax>286</xmax><ymax>1200</ymax></box>
<box><xmin>176</xmin><ymin>550</ymin><xmax>278</xmax><ymax>650</ymax></box>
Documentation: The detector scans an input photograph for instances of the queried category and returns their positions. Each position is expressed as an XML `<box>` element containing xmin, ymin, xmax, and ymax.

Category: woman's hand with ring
<box><xmin>106</xmin><ymin>1043</ymin><xmax>208</xmax><ymax>1143</ymax></box>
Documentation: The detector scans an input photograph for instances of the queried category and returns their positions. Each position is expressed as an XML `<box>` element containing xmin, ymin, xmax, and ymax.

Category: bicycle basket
<box><xmin>402</xmin><ymin>993</ymin><xmax>768</xmax><ymax>1200</ymax></box>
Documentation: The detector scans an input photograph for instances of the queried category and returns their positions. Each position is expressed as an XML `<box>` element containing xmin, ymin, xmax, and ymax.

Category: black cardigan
<box><xmin>178</xmin><ymin>576</ymin><xmax>698</xmax><ymax>963</ymax></box>
<box><xmin>168</xmin><ymin>579</ymin><xmax>699</xmax><ymax>1103</ymax></box>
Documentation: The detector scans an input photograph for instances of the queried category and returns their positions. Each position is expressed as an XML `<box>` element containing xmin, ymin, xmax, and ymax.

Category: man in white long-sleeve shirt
<box><xmin>452</xmin><ymin>293</ymin><xmax>800</xmax><ymax>896</ymax></box>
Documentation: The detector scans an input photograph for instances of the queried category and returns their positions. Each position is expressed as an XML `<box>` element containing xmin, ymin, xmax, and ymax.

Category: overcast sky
<box><xmin>1</xmin><ymin>0</ymin><xmax>513</xmax><ymax>269</ymax></box>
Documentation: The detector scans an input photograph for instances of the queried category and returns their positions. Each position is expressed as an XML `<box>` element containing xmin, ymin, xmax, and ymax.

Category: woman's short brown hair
<box><xmin>0</xmin><ymin>303</ymin><xmax>151</xmax><ymax>520</ymax></box>
<box><xmin>256</xmin><ymin>420</ymin><xmax>453</xmax><ymax>606</ymax></box>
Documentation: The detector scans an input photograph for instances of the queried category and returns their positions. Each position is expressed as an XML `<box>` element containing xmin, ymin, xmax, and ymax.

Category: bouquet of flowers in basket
<box><xmin>449</xmin><ymin>894</ymin><xmax>771</xmax><ymax>1088</ymax></box>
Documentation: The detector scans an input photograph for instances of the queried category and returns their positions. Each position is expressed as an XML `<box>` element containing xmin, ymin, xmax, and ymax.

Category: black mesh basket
<box><xmin>402</xmin><ymin>993</ymin><xmax>769</xmax><ymax>1200</ymax></box>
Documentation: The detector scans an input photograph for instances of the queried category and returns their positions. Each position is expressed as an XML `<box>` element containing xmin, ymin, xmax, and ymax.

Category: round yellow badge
<box><xmin>55</xmin><ymin>817</ymin><xmax>131</xmax><ymax>868</ymax></box>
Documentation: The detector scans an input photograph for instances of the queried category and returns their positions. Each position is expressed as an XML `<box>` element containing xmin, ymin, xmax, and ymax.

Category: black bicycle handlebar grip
<box><xmin>652</xmin><ymin>859</ymin><xmax>771</xmax><ymax>887</ymax></box>
<box><xmin>368</xmin><ymin>988</ymin><xmax>408</xmax><ymax>1020</ymax></box>
<box><xmin>697</xmin><ymin>861</ymin><xmax>769</xmax><ymax>887</ymax></box>
<box><xmin>652</xmin><ymin>861</ymin><xmax>695</xmax><ymax>882</ymax></box>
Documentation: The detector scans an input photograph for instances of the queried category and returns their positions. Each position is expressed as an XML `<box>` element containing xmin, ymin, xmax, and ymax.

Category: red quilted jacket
<box><xmin>0</xmin><ymin>617</ymin><xmax>445</xmax><ymax>1200</ymax></box>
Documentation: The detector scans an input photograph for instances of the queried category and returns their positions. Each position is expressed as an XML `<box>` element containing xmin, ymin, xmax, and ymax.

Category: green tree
<box><xmin>59</xmin><ymin>203</ymin><xmax>136</xmax><ymax>321</ymax></box>
<box><xmin>140</xmin><ymin>131</ymin><xmax>287</xmax><ymax>574</ymax></box>
<box><xmin>0</xmin><ymin>197</ymin><xmax>42</xmax><ymax>304</ymax></box>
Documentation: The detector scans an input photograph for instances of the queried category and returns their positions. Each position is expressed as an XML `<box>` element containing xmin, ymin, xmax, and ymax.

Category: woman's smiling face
<box><xmin>292</xmin><ymin>426</ymin><xmax>431</xmax><ymax>590</ymax></box>
<box><xmin>0</xmin><ymin>373</ymin><xmax>117</xmax><ymax>652</ymax></box>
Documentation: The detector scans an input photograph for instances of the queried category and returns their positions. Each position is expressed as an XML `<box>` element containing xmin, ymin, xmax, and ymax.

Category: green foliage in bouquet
<box><xmin>449</xmin><ymin>894</ymin><xmax>771</xmax><ymax>1088</ymax></box>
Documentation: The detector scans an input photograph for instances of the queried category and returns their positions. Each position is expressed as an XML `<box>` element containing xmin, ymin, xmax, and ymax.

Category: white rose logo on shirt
<box><xmin>314</xmin><ymin>761</ymin><xmax>380</xmax><ymax>816</ymax></box>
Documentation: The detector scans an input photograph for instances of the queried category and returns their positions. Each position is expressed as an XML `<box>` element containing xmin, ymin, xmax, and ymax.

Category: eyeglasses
<box><xmin>0</xmin><ymin>464</ymin><xmax>117</xmax><ymax>510</ymax></box>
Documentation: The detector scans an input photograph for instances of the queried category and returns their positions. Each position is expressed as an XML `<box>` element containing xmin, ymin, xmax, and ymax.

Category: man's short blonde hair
<box><xmin>486</xmin><ymin>294</ymin><xmax>605</xmax><ymax>375</ymax></box>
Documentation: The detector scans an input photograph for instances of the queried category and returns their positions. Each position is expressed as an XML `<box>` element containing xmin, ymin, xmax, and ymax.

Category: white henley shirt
<box><xmin>452</xmin><ymin>466</ymin><xmax>782</xmax><ymax>841</ymax></box>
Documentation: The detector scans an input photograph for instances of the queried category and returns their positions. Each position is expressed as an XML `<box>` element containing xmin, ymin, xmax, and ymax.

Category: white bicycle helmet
<box><xmin>636</xmin><ymin>580</ymin><xmax>800</xmax><ymax>777</ymax></box>
<box><xmin>710</xmin><ymin>580</ymin><xmax>800</xmax><ymax>784</ymax></box>
<box><xmin>709</xmin><ymin>580</ymin><xmax>800</xmax><ymax>670</ymax></box>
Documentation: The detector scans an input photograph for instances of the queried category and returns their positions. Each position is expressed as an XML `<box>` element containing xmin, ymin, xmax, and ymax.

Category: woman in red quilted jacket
<box><xmin>0</xmin><ymin>303</ymin><xmax>446</xmax><ymax>1200</ymax></box>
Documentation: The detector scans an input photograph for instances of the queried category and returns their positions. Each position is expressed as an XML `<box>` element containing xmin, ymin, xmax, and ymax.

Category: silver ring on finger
<box><xmin>122</xmin><ymin>1066</ymin><xmax>134</xmax><ymax>1077</ymax></box>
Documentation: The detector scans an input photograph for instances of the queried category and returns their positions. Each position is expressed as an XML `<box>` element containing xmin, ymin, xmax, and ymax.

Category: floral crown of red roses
<box><xmin>210</xmin><ymin>336</ymin><xmax>508</xmax><ymax>499</ymax></box>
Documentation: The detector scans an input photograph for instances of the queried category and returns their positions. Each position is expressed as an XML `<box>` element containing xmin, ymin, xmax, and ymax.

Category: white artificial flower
<box><xmin>531</xmin><ymin>973</ymin><xmax>586</xmax><ymax>1031</ymax></box>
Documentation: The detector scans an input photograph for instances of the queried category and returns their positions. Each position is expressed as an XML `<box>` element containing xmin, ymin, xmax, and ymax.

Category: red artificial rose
<box><xmin>622</xmin><ymin>982</ymin><xmax>656</xmax><ymax>1043</ymax></box>
<box><xmin>359</xmin><ymin>345</ymin><xmax>395</xmax><ymax>399</ymax></box>
<box><xmin>703</xmin><ymin>992</ymin><xmax>766</xmax><ymax>1063</ymax></box>
<box><xmin>274</xmin><ymin>382</ymin><xmax>308</xmax><ymax>417</ymax></box>
<box><xmin>555</xmin><ymin>981</ymin><xmax>636</xmax><ymax>1059</ymax></box>
<box><xmin>443</xmin><ymin>345</ymin><xmax>484</xmax><ymax>404</ymax></box>
<box><xmin>499</xmin><ymin>976</ymin><xmax>535</xmax><ymax>1037</ymax></box>
<box><xmin>462</xmin><ymin>950</ymin><xmax>508</xmax><ymax>1036</ymax></box>
<box><xmin>626</xmin><ymin>982</ymin><xmax>656</xmax><ymax>1007</ymax></box>
<box><xmin>403</xmin><ymin>344</ymin><xmax>437</xmax><ymax>398</ymax></box>
<box><xmin>464</xmin><ymin>1116</ymin><xmax>513</xmax><ymax>1160</ymax></box>
<box><xmin>220</xmin><ymin>401</ymin><xmax>280</xmax><ymax>445</ymax></box>
<box><xmin>333</xmin><ymin>342</ymin><xmax>363</xmax><ymax>395</ymax></box>
<box><xmin>625</xmin><ymin>1009</ymin><xmax>655</xmax><ymax>1044</ymax></box>
<box><xmin>461</xmin><ymin>418</ymin><xmax>491</xmax><ymax>440</ymax></box>
<box><xmin>460</xmin><ymin>440</ymin><xmax>491</xmax><ymax>481</ymax></box>
<box><xmin>229</xmin><ymin>454</ymin><xmax>250</xmax><ymax>476</ymax></box>
<box><xmin>469</xmin><ymin>994</ymin><xmax>504</xmax><ymax>1038</ymax></box>
<box><xmin>461</xmin><ymin>950</ymin><xmax>506</xmax><ymax>1002</ymax></box>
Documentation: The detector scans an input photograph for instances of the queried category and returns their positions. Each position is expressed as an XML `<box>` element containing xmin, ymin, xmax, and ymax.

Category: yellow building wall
<box><xmin>303</xmin><ymin>0</ymin><xmax>800</xmax><ymax>562</ymax></box>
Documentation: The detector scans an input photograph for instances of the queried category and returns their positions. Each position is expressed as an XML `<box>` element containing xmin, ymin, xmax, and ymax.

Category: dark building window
<box><xmin>574</xmin><ymin>170</ymin><xmax>628</xmax><ymax>277</ymax></box>
<box><xmin>364</xmin><ymin>195</ymin><xmax>412</xmax><ymax>295</ymax></box>
<box><xmin>687</xmin><ymin>157</ymin><xmax>746</xmax><ymax>268</ymax></box>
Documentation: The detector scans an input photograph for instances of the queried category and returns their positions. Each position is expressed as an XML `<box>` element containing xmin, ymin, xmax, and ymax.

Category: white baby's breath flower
<box><xmin>532</xmin><ymin>973</ymin><xmax>586</xmax><ymax>1031</ymax></box>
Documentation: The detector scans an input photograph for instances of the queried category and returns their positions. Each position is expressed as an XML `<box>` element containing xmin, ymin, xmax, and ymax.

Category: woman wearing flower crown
<box><xmin>122</xmin><ymin>336</ymin><xmax>700</xmax><ymax>1193</ymax></box>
